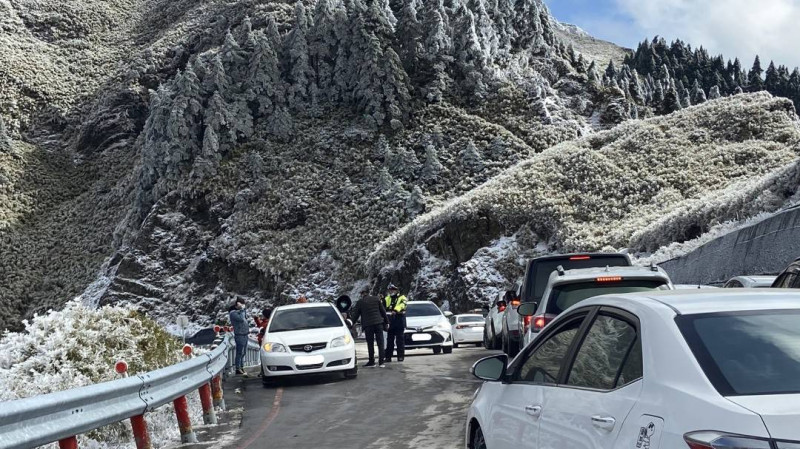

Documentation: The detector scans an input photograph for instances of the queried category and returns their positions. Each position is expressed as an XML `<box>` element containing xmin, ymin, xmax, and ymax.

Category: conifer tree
<box><xmin>691</xmin><ymin>79</ymin><xmax>707</xmax><ymax>104</ymax></box>
<box><xmin>373</xmin><ymin>134</ymin><xmax>390</xmax><ymax>161</ymax></box>
<box><xmin>221</xmin><ymin>29</ymin><xmax>248</xmax><ymax>80</ymax></box>
<box><xmin>396</xmin><ymin>0</ymin><xmax>423</xmax><ymax>73</ymax></box>
<box><xmin>764</xmin><ymin>61</ymin><xmax>780</xmax><ymax>92</ymax></box>
<box><xmin>201</xmin><ymin>54</ymin><xmax>231</xmax><ymax>97</ymax></box>
<box><xmin>406</xmin><ymin>185</ymin><xmax>426</xmax><ymax>215</ymax></box>
<box><xmin>748</xmin><ymin>56</ymin><xmax>764</xmax><ymax>91</ymax></box>
<box><xmin>460</xmin><ymin>139</ymin><xmax>484</xmax><ymax>172</ymax></box>
<box><xmin>663</xmin><ymin>85</ymin><xmax>682</xmax><ymax>113</ymax></box>
<box><xmin>489</xmin><ymin>0</ymin><xmax>515</xmax><ymax>55</ymax></box>
<box><xmin>283</xmin><ymin>1</ymin><xmax>315</xmax><ymax>110</ymax></box>
<box><xmin>166</xmin><ymin>68</ymin><xmax>203</xmax><ymax>165</ymax></box>
<box><xmin>468</xmin><ymin>0</ymin><xmax>498</xmax><ymax>60</ymax></box>
<box><xmin>421</xmin><ymin>142</ymin><xmax>444</xmax><ymax>182</ymax></box>
<box><xmin>709</xmin><ymin>85</ymin><xmax>721</xmax><ymax>100</ymax></box>
<box><xmin>247</xmin><ymin>30</ymin><xmax>285</xmax><ymax>116</ymax></box>
<box><xmin>309</xmin><ymin>0</ymin><xmax>341</xmax><ymax>102</ymax></box>
<box><xmin>452</xmin><ymin>5</ymin><xmax>488</xmax><ymax>101</ymax></box>
<box><xmin>420</xmin><ymin>0</ymin><xmax>453</xmax><ymax>102</ymax></box>
<box><xmin>512</xmin><ymin>0</ymin><xmax>542</xmax><ymax>49</ymax></box>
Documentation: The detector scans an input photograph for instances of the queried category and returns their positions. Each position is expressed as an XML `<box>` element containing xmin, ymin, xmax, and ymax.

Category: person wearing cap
<box><xmin>384</xmin><ymin>284</ymin><xmax>408</xmax><ymax>362</ymax></box>
<box><xmin>228</xmin><ymin>297</ymin><xmax>250</xmax><ymax>376</ymax></box>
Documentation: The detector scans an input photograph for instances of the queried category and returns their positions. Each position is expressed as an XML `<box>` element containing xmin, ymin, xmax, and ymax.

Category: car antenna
<box><xmin>557</xmin><ymin>265</ymin><xmax>565</xmax><ymax>276</ymax></box>
<box><xmin>650</xmin><ymin>262</ymin><xmax>658</xmax><ymax>272</ymax></box>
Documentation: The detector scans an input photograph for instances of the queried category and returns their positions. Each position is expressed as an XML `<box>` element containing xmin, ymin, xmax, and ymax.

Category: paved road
<box><xmin>222</xmin><ymin>342</ymin><xmax>497</xmax><ymax>449</ymax></box>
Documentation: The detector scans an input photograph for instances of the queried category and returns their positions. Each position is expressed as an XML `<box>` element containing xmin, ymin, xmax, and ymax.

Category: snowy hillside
<box><xmin>1</xmin><ymin>0</ymin><xmax>800</xmax><ymax>330</ymax></box>
<box><xmin>368</xmin><ymin>93</ymin><xmax>800</xmax><ymax>308</ymax></box>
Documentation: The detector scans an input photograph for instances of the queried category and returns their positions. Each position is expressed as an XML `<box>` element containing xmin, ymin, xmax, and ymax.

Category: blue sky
<box><xmin>542</xmin><ymin>0</ymin><xmax>800</xmax><ymax>69</ymax></box>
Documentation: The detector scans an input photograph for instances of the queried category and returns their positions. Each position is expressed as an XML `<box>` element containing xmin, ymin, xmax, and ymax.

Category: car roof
<box><xmin>407</xmin><ymin>300</ymin><xmax>435</xmax><ymax>305</ymax></box>
<box><xmin>549</xmin><ymin>265</ymin><xmax>671</xmax><ymax>284</ymax></box>
<box><xmin>274</xmin><ymin>303</ymin><xmax>334</xmax><ymax>311</ymax></box>
<box><xmin>585</xmin><ymin>289</ymin><xmax>800</xmax><ymax>315</ymax></box>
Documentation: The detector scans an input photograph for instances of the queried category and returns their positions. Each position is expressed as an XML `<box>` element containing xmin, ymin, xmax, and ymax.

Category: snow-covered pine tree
<box><xmin>139</xmin><ymin>85</ymin><xmax>174</xmax><ymax>196</ymax></box>
<box><xmin>165</xmin><ymin>68</ymin><xmax>203</xmax><ymax>175</ymax></box>
<box><xmin>600</xmin><ymin>86</ymin><xmax>629</xmax><ymax>125</ymax></box>
<box><xmin>221</xmin><ymin>29</ymin><xmax>248</xmax><ymax>81</ymax></box>
<box><xmin>512</xmin><ymin>0</ymin><xmax>542</xmax><ymax>50</ymax></box>
<box><xmin>460</xmin><ymin>139</ymin><xmax>484</xmax><ymax>172</ymax></box>
<box><xmin>748</xmin><ymin>55</ymin><xmax>764</xmax><ymax>91</ymax></box>
<box><xmin>734</xmin><ymin>85</ymin><xmax>744</xmax><ymax>94</ymax></box>
<box><xmin>204</xmin><ymin>90</ymin><xmax>237</xmax><ymax>146</ymax></box>
<box><xmin>663</xmin><ymin>84</ymin><xmax>682</xmax><ymax>113</ymax></box>
<box><xmin>283</xmin><ymin>1</ymin><xmax>315</xmax><ymax>110</ymax></box>
<box><xmin>680</xmin><ymin>87</ymin><xmax>691</xmax><ymax>108</ymax></box>
<box><xmin>0</xmin><ymin>114</ymin><xmax>12</xmax><ymax>153</ymax></box>
<box><xmin>352</xmin><ymin>0</ymin><xmax>411</xmax><ymax>127</ymax></box>
<box><xmin>452</xmin><ymin>5</ymin><xmax>488</xmax><ymax>102</ymax></box>
<box><xmin>691</xmin><ymin>79</ymin><xmax>707</xmax><ymax>104</ymax></box>
<box><xmin>709</xmin><ymin>85</ymin><xmax>721</xmax><ymax>99</ymax></box>
<box><xmin>387</xmin><ymin>144</ymin><xmax>422</xmax><ymax>176</ymax></box>
<box><xmin>373</xmin><ymin>134</ymin><xmax>390</xmax><ymax>161</ymax></box>
<box><xmin>247</xmin><ymin>30</ymin><xmax>284</xmax><ymax>115</ymax></box>
<box><xmin>382</xmin><ymin>0</ymin><xmax>398</xmax><ymax>28</ymax></box>
<box><xmin>490</xmin><ymin>0</ymin><xmax>515</xmax><ymax>55</ymax></box>
<box><xmin>405</xmin><ymin>185</ymin><xmax>426</xmax><ymax>215</ymax></box>
<box><xmin>238</xmin><ymin>16</ymin><xmax>256</xmax><ymax>53</ymax></box>
<box><xmin>764</xmin><ymin>61</ymin><xmax>780</xmax><ymax>93</ymax></box>
<box><xmin>377</xmin><ymin>166</ymin><xmax>395</xmax><ymax>192</ymax></box>
<box><xmin>310</xmin><ymin>0</ymin><xmax>341</xmax><ymax>103</ymax></box>
<box><xmin>468</xmin><ymin>0</ymin><xmax>498</xmax><ymax>60</ymax></box>
<box><xmin>201</xmin><ymin>53</ymin><xmax>231</xmax><ymax>97</ymax></box>
<box><xmin>421</xmin><ymin>141</ymin><xmax>444</xmax><ymax>182</ymax></box>
<box><xmin>420</xmin><ymin>0</ymin><xmax>453</xmax><ymax>102</ymax></box>
<box><xmin>396</xmin><ymin>0</ymin><xmax>423</xmax><ymax>74</ymax></box>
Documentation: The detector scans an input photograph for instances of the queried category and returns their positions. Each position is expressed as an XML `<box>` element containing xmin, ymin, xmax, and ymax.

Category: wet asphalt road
<box><xmin>222</xmin><ymin>342</ymin><xmax>498</xmax><ymax>449</ymax></box>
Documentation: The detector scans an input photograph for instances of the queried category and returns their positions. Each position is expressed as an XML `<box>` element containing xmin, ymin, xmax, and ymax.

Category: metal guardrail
<box><xmin>0</xmin><ymin>335</ymin><xmax>234</xmax><ymax>449</ymax></box>
<box><xmin>224</xmin><ymin>338</ymin><xmax>262</xmax><ymax>372</ymax></box>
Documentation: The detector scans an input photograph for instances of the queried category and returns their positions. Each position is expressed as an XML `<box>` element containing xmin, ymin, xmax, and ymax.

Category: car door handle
<box><xmin>591</xmin><ymin>415</ymin><xmax>616</xmax><ymax>431</ymax></box>
<box><xmin>524</xmin><ymin>405</ymin><xmax>542</xmax><ymax>418</ymax></box>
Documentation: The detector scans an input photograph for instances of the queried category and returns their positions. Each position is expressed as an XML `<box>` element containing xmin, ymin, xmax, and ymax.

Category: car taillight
<box><xmin>569</xmin><ymin>255</ymin><xmax>591</xmax><ymax>260</ymax></box>
<box><xmin>523</xmin><ymin>315</ymin><xmax>532</xmax><ymax>332</ymax></box>
<box><xmin>456</xmin><ymin>325</ymin><xmax>465</xmax><ymax>329</ymax></box>
<box><xmin>684</xmin><ymin>431</ymin><xmax>772</xmax><ymax>449</ymax></box>
<box><xmin>595</xmin><ymin>276</ymin><xmax>623</xmax><ymax>283</ymax></box>
<box><xmin>533</xmin><ymin>315</ymin><xmax>551</xmax><ymax>331</ymax></box>
<box><xmin>510</xmin><ymin>300</ymin><xmax>520</xmax><ymax>307</ymax></box>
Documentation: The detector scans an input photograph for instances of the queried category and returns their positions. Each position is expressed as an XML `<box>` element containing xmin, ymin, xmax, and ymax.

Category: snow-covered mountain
<box><xmin>1</xmin><ymin>0</ymin><xmax>798</xmax><ymax>330</ymax></box>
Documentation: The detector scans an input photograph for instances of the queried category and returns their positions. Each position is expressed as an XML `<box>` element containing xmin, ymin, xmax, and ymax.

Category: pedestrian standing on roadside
<box><xmin>229</xmin><ymin>297</ymin><xmax>250</xmax><ymax>376</ymax></box>
<box><xmin>384</xmin><ymin>284</ymin><xmax>408</xmax><ymax>363</ymax></box>
<box><xmin>255</xmin><ymin>307</ymin><xmax>273</xmax><ymax>346</ymax></box>
<box><xmin>349</xmin><ymin>294</ymin><xmax>389</xmax><ymax>367</ymax></box>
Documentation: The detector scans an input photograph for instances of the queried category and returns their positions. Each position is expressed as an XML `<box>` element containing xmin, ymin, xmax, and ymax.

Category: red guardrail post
<box><xmin>58</xmin><ymin>436</ymin><xmax>78</xmax><ymax>449</ymax></box>
<box><xmin>131</xmin><ymin>415</ymin><xmax>152</xmax><ymax>449</ymax></box>
<box><xmin>198</xmin><ymin>382</ymin><xmax>217</xmax><ymax>425</ymax></box>
<box><xmin>211</xmin><ymin>375</ymin><xmax>226</xmax><ymax>410</ymax></box>
<box><xmin>173</xmin><ymin>396</ymin><xmax>198</xmax><ymax>443</ymax></box>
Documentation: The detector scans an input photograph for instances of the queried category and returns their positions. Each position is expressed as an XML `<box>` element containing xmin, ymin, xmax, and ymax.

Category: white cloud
<box><xmin>615</xmin><ymin>0</ymin><xmax>800</xmax><ymax>68</ymax></box>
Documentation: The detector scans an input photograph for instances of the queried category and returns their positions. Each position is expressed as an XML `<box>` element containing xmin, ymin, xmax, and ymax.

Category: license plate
<box><xmin>468</xmin><ymin>327</ymin><xmax>483</xmax><ymax>332</ymax></box>
<box><xmin>294</xmin><ymin>355</ymin><xmax>324</xmax><ymax>365</ymax></box>
<box><xmin>411</xmin><ymin>333</ymin><xmax>432</xmax><ymax>342</ymax></box>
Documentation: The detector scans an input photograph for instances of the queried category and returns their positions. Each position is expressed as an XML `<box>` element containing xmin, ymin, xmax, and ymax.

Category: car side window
<box><xmin>774</xmin><ymin>273</ymin><xmax>799</xmax><ymax>288</ymax></box>
<box><xmin>516</xmin><ymin>320</ymin><xmax>582</xmax><ymax>384</ymax></box>
<box><xmin>567</xmin><ymin>315</ymin><xmax>639</xmax><ymax>390</ymax></box>
<box><xmin>725</xmin><ymin>280</ymin><xmax>743</xmax><ymax>288</ymax></box>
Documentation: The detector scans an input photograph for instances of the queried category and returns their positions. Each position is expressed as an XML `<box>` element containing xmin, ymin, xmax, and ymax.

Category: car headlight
<box><xmin>331</xmin><ymin>333</ymin><xmax>352</xmax><ymax>348</ymax></box>
<box><xmin>262</xmin><ymin>342</ymin><xmax>287</xmax><ymax>353</ymax></box>
<box><xmin>434</xmin><ymin>321</ymin><xmax>451</xmax><ymax>331</ymax></box>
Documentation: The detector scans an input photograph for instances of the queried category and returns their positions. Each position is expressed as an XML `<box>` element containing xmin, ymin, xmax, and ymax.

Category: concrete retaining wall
<box><xmin>659</xmin><ymin>205</ymin><xmax>800</xmax><ymax>285</ymax></box>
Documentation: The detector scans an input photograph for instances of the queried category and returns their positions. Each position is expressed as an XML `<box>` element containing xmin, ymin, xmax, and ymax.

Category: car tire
<box><xmin>475</xmin><ymin>342</ymin><xmax>482</xmax><ymax>347</ymax></box>
<box><xmin>344</xmin><ymin>367</ymin><xmax>358</xmax><ymax>379</ymax></box>
<box><xmin>453</xmin><ymin>342</ymin><xmax>459</xmax><ymax>348</ymax></box>
<box><xmin>433</xmin><ymin>346</ymin><xmax>442</xmax><ymax>355</ymax></box>
<box><xmin>443</xmin><ymin>346</ymin><xmax>453</xmax><ymax>354</ymax></box>
<box><xmin>471</xmin><ymin>425</ymin><xmax>487</xmax><ymax>449</ymax></box>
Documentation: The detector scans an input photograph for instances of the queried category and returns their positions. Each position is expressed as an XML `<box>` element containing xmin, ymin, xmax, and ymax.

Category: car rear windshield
<box><xmin>458</xmin><ymin>316</ymin><xmax>485</xmax><ymax>323</ymax></box>
<box><xmin>269</xmin><ymin>307</ymin><xmax>342</xmax><ymax>333</ymax></box>
<box><xmin>546</xmin><ymin>280</ymin><xmax>669</xmax><ymax>315</ymax></box>
<box><xmin>406</xmin><ymin>303</ymin><xmax>442</xmax><ymax>317</ymax></box>
<box><xmin>525</xmin><ymin>256</ymin><xmax>630</xmax><ymax>303</ymax></box>
<box><xmin>678</xmin><ymin>311</ymin><xmax>800</xmax><ymax>396</ymax></box>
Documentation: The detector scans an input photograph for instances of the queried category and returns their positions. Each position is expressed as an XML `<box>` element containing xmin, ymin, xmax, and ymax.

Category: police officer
<box><xmin>384</xmin><ymin>284</ymin><xmax>407</xmax><ymax>362</ymax></box>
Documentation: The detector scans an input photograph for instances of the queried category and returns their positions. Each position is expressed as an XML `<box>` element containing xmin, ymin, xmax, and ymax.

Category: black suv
<box><xmin>772</xmin><ymin>258</ymin><xmax>800</xmax><ymax>288</ymax></box>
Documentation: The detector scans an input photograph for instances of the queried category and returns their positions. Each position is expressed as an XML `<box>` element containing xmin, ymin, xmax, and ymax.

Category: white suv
<box><xmin>520</xmin><ymin>266</ymin><xmax>673</xmax><ymax>348</ymax></box>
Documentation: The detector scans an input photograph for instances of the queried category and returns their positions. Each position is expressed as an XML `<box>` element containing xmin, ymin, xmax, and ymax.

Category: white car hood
<box><xmin>266</xmin><ymin>327</ymin><xmax>347</xmax><ymax>346</ymax></box>
<box><xmin>727</xmin><ymin>394</ymin><xmax>800</xmax><ymax>440</ymax></box>
<box><xmin>405</xmin><ymin>315</ymin><xmax>447</xmax><ymax>330</ymax></box>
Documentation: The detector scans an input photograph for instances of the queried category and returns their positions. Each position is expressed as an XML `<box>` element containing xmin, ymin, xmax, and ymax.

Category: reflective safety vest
<box><xmin>384</xmin><ymin>294</ymin><xmax>407</xmax><ymax>314</ymax></box>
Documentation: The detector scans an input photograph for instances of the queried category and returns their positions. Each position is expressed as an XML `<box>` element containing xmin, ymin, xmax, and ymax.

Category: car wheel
<box><xmin>453</xmin><ymin>342</ymin><xmax>459</xmax><ymax>348</ymax></box>
<box><xmin>509</xmin><ymin>338</ymin><xmax>520</xmax><ymax>357</ymax></box>
<box><xmin>475</xmin><ymin>342</ymin><xmax>482</xmax><ymax>347</ymax></box>
<box><xmin>472</xmin><ymin>425</ymin><xmax>487</xmax><ymax>449</ymax></box>
<box><xmin>344</xmin><ymin>367</ymin><xmax>358</xmax><ymax>379</ymax></box>
<box><xmin>443</xmin><ymin>346</ymin><xmax>453</xmax><ymax>354</ymax></box>
<box><xmin>433</xmin><ymin>346</ymin><xmax>442</xmax><ymax>355</ymax></box>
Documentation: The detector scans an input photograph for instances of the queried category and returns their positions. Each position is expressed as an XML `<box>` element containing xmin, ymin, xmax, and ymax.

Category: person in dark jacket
<box><xmin>228</xmin><ymin>297</ymin><xmax>250</xmax><ymax>376</ymax></box>
<box><xmin>349</xmin><ymin>295</ymin><xmax>389</xmax><ymax>367</ymax></box>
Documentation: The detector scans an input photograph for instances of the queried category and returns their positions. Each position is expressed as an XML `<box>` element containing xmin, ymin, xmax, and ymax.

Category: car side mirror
<box><xmin>335</xmin><ymin>295</ymin><xmax>352</xmax><ymax>313</ymax></box>
<box><xmin>444</xmin><ymin>311</ymin><xmax>453</xmax><ymax>318</ymax></box>
<box><xmin>346</xmin><ymin>319</ymin><xmax>354</xmax><ymax>328</ymax></box>
<box><xmin>517</xmin><ymin>302</ymin><xmax>537</xmax><ymax>317</ymax></box>
<box><xmin>471</xmin><ymin>354</ymin><xmax>509</xmax><ymax>382</ymax></box>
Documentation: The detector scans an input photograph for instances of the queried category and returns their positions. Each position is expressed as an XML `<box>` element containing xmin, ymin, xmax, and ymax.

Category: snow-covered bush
<box><xmin>0</xmin><ymin>300</ymin><xmax>201</xmax><ymax>448</ymax></box>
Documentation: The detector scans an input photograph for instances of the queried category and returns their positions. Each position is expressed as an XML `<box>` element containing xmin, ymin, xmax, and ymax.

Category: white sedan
<box><xmin>451</xmin><ymin>314</ymin><xmax>486</xmax><ymax>347</ymax></box>
<box><xmin>260</xmin><ymin>303</ymin><xmax>356</xmax><ymax>385</ymax></box>
<box><xmin>466</xmin><ymin>290</ymin><xmax>800</xmax><ymax>449</ymax></box>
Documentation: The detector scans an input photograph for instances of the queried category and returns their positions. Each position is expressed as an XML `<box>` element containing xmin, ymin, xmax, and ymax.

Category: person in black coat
<box><xmin>349</xmin><ymin>295</ymin><xmax>389</xmax><ymax>367</ymax></box>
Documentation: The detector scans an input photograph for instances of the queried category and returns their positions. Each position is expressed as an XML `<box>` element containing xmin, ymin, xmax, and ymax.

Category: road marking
<box><xmin>237</xmin><ymin>387</ymin><xmax>283</xmax><ymax>449</ymax></box>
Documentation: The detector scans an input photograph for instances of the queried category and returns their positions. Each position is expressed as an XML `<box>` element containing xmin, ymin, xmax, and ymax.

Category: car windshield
<box><xmin>679</xmin><ymin>311</ymin><xmax>800</xmax><ymax>396</ymax></box>
<box><xmin>525</xmin><ymin>256</ymin><xmax>630</xmax><ymax>303</ymax></box>
<box><xmin>406</xmin><ymin>303</ymin><xmax>442</xmax><ymax>317</ymax></box>
<box><xmin>458</xmin><ymin>316</ymin><xmax>484</xmax><ymax>323</ymax></box>
<box><xmin>546</xmin><ymin>280</ymin><xmax>669</xmax><ymax>315</ymax></box>
<box><xmin>268</xmin><ymin>307</ymin><xmax>342</xmax><ymax>333</ymax></box>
